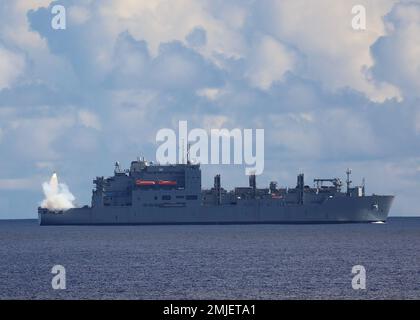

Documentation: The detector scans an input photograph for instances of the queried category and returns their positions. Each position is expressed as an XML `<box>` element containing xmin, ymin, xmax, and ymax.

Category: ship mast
<box><xmin>346</xmin><ymin>168</ymin><xmax>352</xmax><ymax>196</ymax></box>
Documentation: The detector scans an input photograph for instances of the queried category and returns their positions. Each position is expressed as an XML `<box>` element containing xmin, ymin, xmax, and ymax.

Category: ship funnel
<box><xmin>214</xmin><ymin>174</ymin><xmax>221</xmax><ymax>205</ymax></box>
<box><xmin>297</xmin><ymin>173</ymin><xmax>304</xmax><ymax>204</ymax></box>
<box><xmin>249</xmin><ymin>174</ymin><xmax>256</xmax><ymax>198</ymax></box>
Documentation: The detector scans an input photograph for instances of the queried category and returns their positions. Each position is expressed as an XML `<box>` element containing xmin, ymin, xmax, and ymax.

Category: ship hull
<box><xmin>38</xmin><ymin>195</ymin><xmax>394</xmax><ymax>225</ymax></box>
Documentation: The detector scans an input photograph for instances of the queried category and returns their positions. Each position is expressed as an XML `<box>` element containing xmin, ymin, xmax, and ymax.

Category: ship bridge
<box><xmin>92</xmin><ymin>158</ymin><xmax>201</xmax><ymax>208</ymax></box>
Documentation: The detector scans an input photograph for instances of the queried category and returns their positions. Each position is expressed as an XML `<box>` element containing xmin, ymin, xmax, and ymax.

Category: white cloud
<box><xmin>0</xmin><ymin>46</ymin><xmax>25</xmax><ymax>90</ymax></box>
<box><xmin>78</xmin><ymin>110</ymin><xmax>101</xmax><ymax>130</ymax></box>
<box><xmin>11</xmin><ymin>116</ymin><xmax>75</xmax><ymax>159</ymax></box>
<box><xmin>200</xmin><ymin>115</ymin><xmax>229</xmax><ymax>131</ymax></box>
<box><xmin>98</xmin><ymin>0</ymin><xmax>246</xmax><ymax>61</ymax></box>
<box><xmin>20</xmin><ymin>0</ymin><xmax>408</xmax><ymax>101</ymax></box>
<box><xmin>258</xmin><ymin>0</ymin><xmax>401</xmax><ymax>102</ymax></box>
<box><xmin>196</xmin><ymin>87</ymin><xmax>222</xmax><ymax>100</ymax></box>
<box><xmin>0</xmin><ymin>177</ymin><xmax>40</xmax><ymax>190</ymax></box>
<box><xmin>0</xmin><ymin>0</ymin><xmax>50</xmax><ymax>50</ymax></box>
<box><xmin>371</xmin><ymin>2</ymin><xmax>420</xmax><ymax>99</ymax></box>
<box><xmin>245</xmin><ymin>35</ymin><xmax>296</xmax><ymax>90</ymax></box>
<box><xmin>0</xmin><ymin>110</ymin><xmax>101</xmax><ymax>158</ymax></box>
<box><xmin>68</xmin><ymin>5</ymin><xmax>91</xmax><ymax>25</ymax></box>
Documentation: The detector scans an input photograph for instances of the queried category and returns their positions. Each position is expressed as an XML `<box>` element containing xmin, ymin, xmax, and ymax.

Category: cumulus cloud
<box><xmin>103</xmin><ymin>31</ymin><xmax>224</xmax><ymax>91</ymax></box>
<box><xmin>0</xmin><ymin>0</ymin><xmax>50</xmax><ymax>49</ymax></box>
<box><xmin>186</xmin><ymin>26</ymin><xmax>207</xmax><ymax>48</ymax></box>
<box><xmin>98</xmin><ymin>0</ymin><xmax>246</xmax><ymax>59</ymax></box>
<box><xmin>245</xmin><ymin>35</ymin><xmax>296</xmax><ymax>90</ymax></box>
<box><xmin>150</xmin><ymin>41</ymin><xmax>224</xmax><ymax>90</ymax></box>
<box><xmin>255</xmin><ymin>0</ymin><xmax>402</xmax><ymax>102</ymax></box>
<box><xmin>371</xmin><ymin>1</ymin><xmax>420</xmax><ymax>99</ymax></box>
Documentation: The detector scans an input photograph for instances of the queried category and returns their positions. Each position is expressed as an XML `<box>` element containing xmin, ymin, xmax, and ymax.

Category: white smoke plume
<box><xmin>41</xmin><ymin>172</ymin><xmax>75</xmax><ymax>210</ymax></box>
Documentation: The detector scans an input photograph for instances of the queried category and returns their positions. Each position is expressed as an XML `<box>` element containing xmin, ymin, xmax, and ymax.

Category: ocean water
<box><xmin>0</xmin><ymin>218</ymin><xmax>419</xmax><ymax>300</ymax></box>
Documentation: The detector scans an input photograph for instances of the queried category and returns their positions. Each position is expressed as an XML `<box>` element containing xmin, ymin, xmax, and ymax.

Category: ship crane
<box><xmin>313</xmin><ymin>178</ymin><xmax>342</xmax><ymax>189</ymax></box>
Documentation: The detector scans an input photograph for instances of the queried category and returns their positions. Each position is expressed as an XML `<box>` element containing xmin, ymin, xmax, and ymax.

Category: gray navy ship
<box><xmin>38</xmin><ymin>157</ymin><xmax>394</xmax><ymax>225</ymax></box>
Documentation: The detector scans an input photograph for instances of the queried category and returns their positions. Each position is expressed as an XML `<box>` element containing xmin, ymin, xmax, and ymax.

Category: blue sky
<box><xmin>0</xmin><ymin>0</ymin><xmax>420</xmax><ymax>218</ymax></box>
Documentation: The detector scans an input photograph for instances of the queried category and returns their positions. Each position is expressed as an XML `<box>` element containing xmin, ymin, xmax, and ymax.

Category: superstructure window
<box><xmin>186</xmin><ymin>195</ymin><xmax>198</xmax><ymax>200</ymax></box>
<box><xmin>162</xmin><ymin>195</ymin><xmax>171</xmax><ymax>200</ymax></box>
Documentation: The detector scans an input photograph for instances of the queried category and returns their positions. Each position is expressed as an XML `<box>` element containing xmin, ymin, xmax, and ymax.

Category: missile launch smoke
<box><xmin>41</xmin><ymin>173</ymin><xmax>75</xmax><ymax>210</ymax></box>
